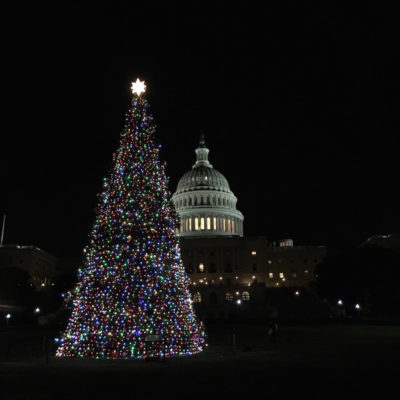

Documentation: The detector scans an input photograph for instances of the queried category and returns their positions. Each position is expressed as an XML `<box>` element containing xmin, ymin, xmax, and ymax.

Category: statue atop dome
<box><xmin>194</xmin><ymin>132</ymin><xmax>212</xmax><ymax>169</ymax></box>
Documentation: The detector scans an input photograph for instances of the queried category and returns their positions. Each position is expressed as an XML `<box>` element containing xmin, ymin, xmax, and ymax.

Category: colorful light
<box><xmin>56</xmin><ymin>83</ymin><xmax>205</xmax><ymax>359</ymax></box>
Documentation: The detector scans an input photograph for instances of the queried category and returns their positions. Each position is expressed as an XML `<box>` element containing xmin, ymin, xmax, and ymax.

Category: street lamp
<box><xmin>355</xmin><ymin>303</ymin><xmax>361</xmax><ymax>317</ymax></box>
<box><xmin>337</xmin><ymin>299</ymin><xmax>343</xmax><ymax>306</ymax></box>
<box><xmin>34</xmin><ymin>307</ymin><xmax>40</xmax><ymax>314</ymax></box>
<box><xmin>5</xmin><ymin>313</ymin><xmax>11</xmax><ymax>326</ymax></box>
<box><xmin>236</xmin><ymin>299</ymin><xmax>242</xmax><ymax>305</ymax></box>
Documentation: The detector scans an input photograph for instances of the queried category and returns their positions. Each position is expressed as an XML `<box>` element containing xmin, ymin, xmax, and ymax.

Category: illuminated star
<box><xmin>131</xmin><ymin>78</ymin><xmax>146</xmax><ymax>96</ymax></box>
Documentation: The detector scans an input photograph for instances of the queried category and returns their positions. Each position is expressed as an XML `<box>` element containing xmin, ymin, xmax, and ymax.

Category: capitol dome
<box><xmin>171</xmin><ymin>133</ymin><xmax>244</xmax><ymax>237</ymax></box>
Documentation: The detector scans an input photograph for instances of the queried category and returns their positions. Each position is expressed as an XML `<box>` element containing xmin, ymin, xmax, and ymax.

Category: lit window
<box><xmin>200</xmin><ymin>217</ymin><xmax>205</xmax><ymax>230</ymax></box>
<box><xmin>232</xmin><ymin>220</ymin><xmax>235</xmax><ymax>232</ymax></box>
<box><xmin>225</xmin><ymin>292</ymin><xmax>234</xmax><ymax>302</ymax></box>
<box><xmin>228</xmin><ymin>219</ymin><xmax>231</xmax><ymax>232</ymax></box>
<box><xmin>213</xmin><ymin>217</ymin><xmax>217</xmax><ymax>230</ymax></box>
<box><xmin>189</xmin><ymin>218</ymin><xmax>192</xmax><ymax>231</ymax></box>
<box><xmin>198</xmin><ymin>263</ymin><xmax>204</xmax><ymax>273</ymax></box>
<box><xmin>279</xmin><ymin>273</ymin><xmax>284</xmax><ymax>279</ymax></box>
<box><xmin>193</xmin><ymin>292</ymin><xmax>202</xmax><ymax>303</ymax></box>
<box><xmin>223</xmin><ymin>218</ymin><xmax>226</xmax><ymax>231</ymax></box>
<box><xmin>242</xmin><ymin>291</ymin><xmax>250</xmax><ymax>301</ymax></box>
<box><xmin>194</xmin><ymin>218</ymin><xmax>199</xmax><ymax>230</ymax></box>
<box><xmin>207</xmin><ymin>217</ymin><xmax>211</xmax><ymax>230</ymax></box>
<box><xmin>251</xmin><ymin>251</ymin><xmax>256</xmax><ymax>255</ymax></box>
<box><xmin>269</xmin><ymin>272</ymin><xmax>274</xmax><ymax>279</ymax></box>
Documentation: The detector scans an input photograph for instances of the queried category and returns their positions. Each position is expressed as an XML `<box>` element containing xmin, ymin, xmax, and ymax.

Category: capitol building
<box><xmin>172</xmin><ymin>134</ymin><xmax>326</xmax><ymax>319</ymax></box>
<box><xmin>172</xmin><ymin>133</ymin><xmax>244</xmax><ymax>238</ymax></box>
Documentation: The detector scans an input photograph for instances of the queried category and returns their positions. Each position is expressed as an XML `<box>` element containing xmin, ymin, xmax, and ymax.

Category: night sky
<box><xmin>1</xmin><ymin>5</ymin><xmax>399</xmax><ymax>259</ymax></box>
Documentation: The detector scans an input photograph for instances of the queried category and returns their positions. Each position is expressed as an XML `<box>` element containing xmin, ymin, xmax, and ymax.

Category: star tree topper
<box><xmin>131</xmin><ymin>78</ymin><xmax>146</xmax><ymax>96</ymax></box>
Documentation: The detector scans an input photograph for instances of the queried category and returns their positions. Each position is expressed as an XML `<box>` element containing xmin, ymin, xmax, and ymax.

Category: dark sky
<box><xmin>1</xmin><ymin>4</ymin><xmax>399</xmax><ymax>259</ymax></box>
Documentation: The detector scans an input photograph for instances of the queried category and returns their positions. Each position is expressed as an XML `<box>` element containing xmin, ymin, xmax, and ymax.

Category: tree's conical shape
<box><xmin>56</xmin><ymin>91</ymin><xmax>205</xmax><ymax>359</ymax></box>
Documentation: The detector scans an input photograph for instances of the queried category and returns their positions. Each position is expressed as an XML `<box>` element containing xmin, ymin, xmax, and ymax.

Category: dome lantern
<box><xmin>193</xmin><ymin>132</ymin><xmax>212</xmax><ymax>169</ymax></box>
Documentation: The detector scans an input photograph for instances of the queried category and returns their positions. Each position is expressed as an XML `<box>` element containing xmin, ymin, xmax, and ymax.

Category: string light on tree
<box><xmin>56</xmin><ymin>80</ymin><xmax>205</xmax><ymax>359</ymax></box>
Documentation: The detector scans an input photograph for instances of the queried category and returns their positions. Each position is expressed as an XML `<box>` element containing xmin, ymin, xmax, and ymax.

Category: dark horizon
<box><xmin>1</xmin><ymin>5</ymin><xmax>399</xmax><ymax>259</ymax></box>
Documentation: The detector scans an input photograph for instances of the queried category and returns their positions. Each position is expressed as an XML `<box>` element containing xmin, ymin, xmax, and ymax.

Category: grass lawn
<box><xmin>1</xmin><ymin>322</ymin><xmax>399</xmax><ymax>399</ymax></box>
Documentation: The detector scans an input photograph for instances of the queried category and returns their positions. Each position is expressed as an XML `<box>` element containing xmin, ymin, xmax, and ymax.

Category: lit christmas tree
<box><xmin>56</xmin><ymin>79</ymin><xmax>205</xmax><ymax>359</ymax></box>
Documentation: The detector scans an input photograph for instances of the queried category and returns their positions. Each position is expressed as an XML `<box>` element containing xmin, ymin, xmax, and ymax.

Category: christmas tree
<box><xmin>56</xmin><ymin>79</ymin><xmax>205</xmax><ymax>359</ymax></box>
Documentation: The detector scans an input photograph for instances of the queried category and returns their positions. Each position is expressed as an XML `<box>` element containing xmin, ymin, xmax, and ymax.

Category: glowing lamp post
<box><xmin>355</xmin><ymin>303</ymin><xmax>361</xmax><ymax>317</ymax></box>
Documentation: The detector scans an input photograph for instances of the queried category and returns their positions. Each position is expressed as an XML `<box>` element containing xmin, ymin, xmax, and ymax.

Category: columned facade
<box><xmin>171</xmin><ymin>134</ymin><xmax>244</xmax><ymax>238</ymax></box>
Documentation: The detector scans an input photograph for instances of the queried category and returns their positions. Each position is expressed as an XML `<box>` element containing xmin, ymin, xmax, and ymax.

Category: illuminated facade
<box><xmin>171</xmin><ymin>135</ymin><xmax>327</xmax><ymax>316</ymax></box>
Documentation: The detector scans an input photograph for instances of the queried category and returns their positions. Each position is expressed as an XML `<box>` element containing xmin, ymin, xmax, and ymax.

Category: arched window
<box><xmin>194</xmin><ymin>217</ymin><xmax>199</xmax><ymax>230</ymax></box>
<box><xmin>188</xmin><ymin>218</ymin><xmax>192</xmax><ymax>231</ymax></box>
<box><xmin>184</xmin><ymin>198</ymin><xmax>187</xmax><ymax>207</ymax></box>
<box><xmin>185</xmin><ymin>264</ymin><xmax>194</xmax><ymax>274</ymax></box>
<box><xmin>193</xmin><ymin>292</ymin><xmax>202</xmax><ymax>303</ymax></box>
<box><xmin>223</xmin><ymin>198</ymin><xmax>226</xmax><ymax>206</ymax></box>
<box><xmin>189</xmin><ymin>197</ymin><xmax>192</xmax><ymax>206</ymax></box>
<box><xmin>227</xmin><ymin>218</ymin><xmax>231</xmax><ymax>232</ymax></box>
<box><xmin>213</xmin><ymin>217</ymin><xmax>217</xmax><ymax>230</ymax></box>
<box><xmin>207</xmin><ymin>217</ymin><xmax>211</xmax><ymax>230</ymax></box>
<box><xmin>218</xmin><ymin>197</ymin><xmax>221</xmax><ymax>206</ymax></box>
<box><xmin>200</xmin><ymin>217</ymin><xmax>205</xmax><ymax>230</ymax></box>
<box><xmin>225</xmin><ymin>292</ymin><xmax>234</xmax><ymax>302</ymax></box>
<box><xmin>210</xmin><ymin>292</ymin><xmax>218</xmax><ymax>305</ymax></box>
<box><xmin>242</xmin><ymin>291</ymin><xmax>250</xmax><ymax>301</ymax></box>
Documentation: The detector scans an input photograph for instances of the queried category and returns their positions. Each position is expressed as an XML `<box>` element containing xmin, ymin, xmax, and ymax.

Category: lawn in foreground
<box><xmin>0</xmin><ymin>322</ymin><xmax>399</xmax><ymax>399</ymax></box>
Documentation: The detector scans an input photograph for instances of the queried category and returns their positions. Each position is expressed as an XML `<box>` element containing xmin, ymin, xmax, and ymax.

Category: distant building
<box><xmin>361</xmin><ymin>233</ymin><xmax>400</xmax><ymax>252</ymax></box>
<box><xmin>0</xmin><ymin>245</ymin><xmax>58</xmax><ymax>290</ymax></box>
<box><xmin>171</xmin><ymin>135</ymin><xmax>326</xmax><ymax>317</ymax></box>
